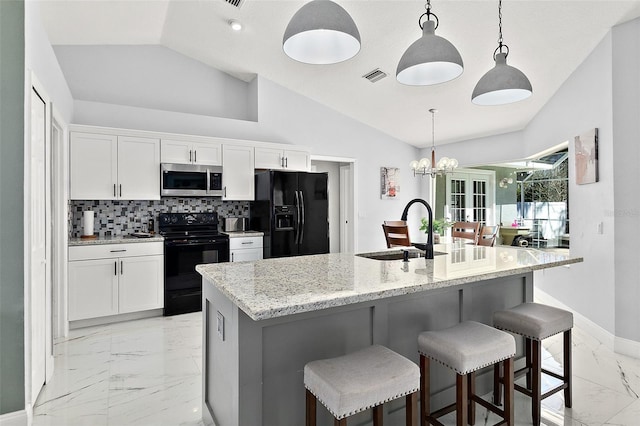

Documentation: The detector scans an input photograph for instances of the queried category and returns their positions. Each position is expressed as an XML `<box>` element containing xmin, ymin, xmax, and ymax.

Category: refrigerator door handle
<box><xmin>293</xmin><ymin>191</ymin><xmax>300</xmax><ymax>244</ymax></box>
<box><xmin>299</xmin><ymin>190</ymin><xmax>305</xmax><ymax>244</ymax></box>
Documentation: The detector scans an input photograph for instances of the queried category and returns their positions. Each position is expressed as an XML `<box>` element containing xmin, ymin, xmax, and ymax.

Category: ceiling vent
<box><xmin>363</xmin><ymin>68</ymin><xmax>387</xmax><ymax>83</ymax></box>
<box><xmin>223</xmin><ymin>0</ymin><xmax>245</xmax><ymax>8</ymax></box>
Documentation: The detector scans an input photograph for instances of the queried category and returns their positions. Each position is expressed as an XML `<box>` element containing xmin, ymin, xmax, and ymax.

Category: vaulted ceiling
<box><xmin>38</xmin><ymin>0</ymin><xmax>640</xmax><ymax>147</ymax></box>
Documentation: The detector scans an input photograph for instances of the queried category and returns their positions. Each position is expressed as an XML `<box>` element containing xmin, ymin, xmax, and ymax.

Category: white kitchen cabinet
<box><xmin>229</xmin><ymin>236</ymin><xmax>263</xmax><ymax>262</ymax></box>
<box><xmin>254</xmin><ymin>146</ymin><xmax>310</xmax><ymax>171</ymax></box>
<box><xmin>68</xmin><ymin>242</ymin><xmax>164</xmax><ymax>321</ymax></box>
<box><xmin>68</xmin><ymin>258</ymin><xmax>118</xmax><ymax>320</ymax></box>
<box><xmin>161</xmin><ymin>139</ymin><xmax>222</xmax><ymax>166</ymax></box>
<box><xmin>70</xmin><ymin>132</ymin><xmax>160</xmax><ymax>200</ymax></box>
<box><xmin>70</xmin><ymin>132</ymin><xmax>118</xmax><ymax>200</ymax></box>
<box><xmin>222</xmin><ymin>144</ymin><xmax>255</xmax><ymax>200</ymax></box>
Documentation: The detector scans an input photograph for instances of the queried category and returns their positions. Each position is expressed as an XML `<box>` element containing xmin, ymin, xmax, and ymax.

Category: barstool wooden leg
<box><xmin>420</xmin><ymin>355</ymin><xmax>430</xmax><ymax>426</ymax></box>
<box><xmin>503</xmin><ymin>357</ymin><xmax>515</xmax><ymax>426</ymax></box>
<box><xmin>373</xmin><ymin>405</ymin><xmax>383</xmax><ymax>425</ymax></box>
<box><xmin>564</xmin><ymin>330</ymin><xmax>572</xmax><ymax>408</ymax></box>
<box><xmin>468</xmin><ymin>371</ymin><xmax>476</xmax><ymax>425</ymax></box>
<box><xmin>531</xmin><ymin>339</ymin><xmax>542</xmax><ymax>426</ymax></box>
<box><xmin>456</xmin><ymin>373</ymin><xmax>468</xmax><ymax>426</ymax></box>
<box><xmin>525</xmin><ymin>337</ymin><xmax>533</xmax><ymax>390</ymax></box>
<box><xmin>306</xmin><ymin>389</ymin><xmax>317</xmax><ymax>426</ymax></box>
<box><xmin>335</xmin><ymin>418</ymin><xmax>347</xmax><ymax>426</ymax></box>
<box><xmin>406</xmin><ymin>392</ymin><xmax>418</xmax><ymax>426</ymax></box>
<box><xmin>493</xmin><ymin>362</ymin><xmax>502</xmax><ymax>405</ymax></box>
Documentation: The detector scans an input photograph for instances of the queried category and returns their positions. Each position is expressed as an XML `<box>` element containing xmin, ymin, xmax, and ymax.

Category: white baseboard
<box><xmin>0</xmin><ymin>410</ymin><xmax>28</xmax><ymax>426</ymax></box>
<box><xmin>535</xmin><ymin>289</ymin><xmax>616</xmax><ymax>350</ymax></box>
<box><xmin>614</xmin><ymin>336</ymin><xmax>640</xmax><ymax>359</ymax></box>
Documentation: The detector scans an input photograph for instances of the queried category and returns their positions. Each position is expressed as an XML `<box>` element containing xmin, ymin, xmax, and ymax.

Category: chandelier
<box><xmin>410</xmin><ymin>108</ymin><xmax>458</xmax><ymax>178</ymax></box>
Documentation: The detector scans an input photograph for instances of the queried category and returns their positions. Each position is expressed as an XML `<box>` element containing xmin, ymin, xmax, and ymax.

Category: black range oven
<box><xmin>159</xmin><ymin>213</ymin><xmax>229</xmax><ymax>316</ymax></box>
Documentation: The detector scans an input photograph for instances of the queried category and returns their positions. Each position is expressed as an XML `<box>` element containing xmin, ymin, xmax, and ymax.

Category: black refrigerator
<box><xmin>251</xmin><ymin>170</ymin><xmax>329</xmax><ymax>258</ymax></box>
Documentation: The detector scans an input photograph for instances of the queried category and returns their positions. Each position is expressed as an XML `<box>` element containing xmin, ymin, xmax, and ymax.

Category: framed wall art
<box><xmin>380</xmin><ymin>167</ymin><xmax>399</xmax><ymax>199</ymax></box>
<box><xmin>574</xmin><ymin>128</ymin><xmax>598</xmax><ymax>185</ymax></box>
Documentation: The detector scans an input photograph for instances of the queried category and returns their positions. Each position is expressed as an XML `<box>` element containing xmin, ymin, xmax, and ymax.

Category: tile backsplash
<box><xmin>70</xmin><ymin>198</ymin><xmax>249</xmax><ymax>237</ymax></box>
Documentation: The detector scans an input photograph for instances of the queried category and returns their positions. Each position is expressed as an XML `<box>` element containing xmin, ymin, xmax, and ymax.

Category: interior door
<box><xmin>30</xmin><ymin>86</ymin><xmax>47</xmax><ymax>403</ymax></box>
<box><xmin>446</xmin><ymin>170</ymin><xmax>495</xmax><ymax>225</ymax></box>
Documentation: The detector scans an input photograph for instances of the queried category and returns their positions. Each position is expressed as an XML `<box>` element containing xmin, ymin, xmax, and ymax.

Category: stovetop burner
<box><xmin>158</xmin><ymin>212</ymin><xmax>224</xmax><ymax>238</ymax></box>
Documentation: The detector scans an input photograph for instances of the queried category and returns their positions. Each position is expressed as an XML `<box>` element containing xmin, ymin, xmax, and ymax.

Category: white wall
<box><xmin>425</xmin><ymin>32</ymin><xmax>617</xmax><ymax>337</ymax></box>
<box><xmin>25</xmin><ymin>1</ymin><xmax>74</xmax><ymax>123</ymax></box>
<box><xmin>54</xmin><ymin>45</ymin><xmax>252</xmax><ymax>122</ymax></box>
<box><xmin>612</xmin><ymin>19</ymin><xmax>640</xmax><ymax>343</ymax></box>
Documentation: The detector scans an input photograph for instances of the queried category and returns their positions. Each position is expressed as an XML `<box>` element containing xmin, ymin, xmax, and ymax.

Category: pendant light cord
<box><xmin>498</xmin><ymin>0</ymin><xmax>503</xmax><ymax>48</ymax></box>
<box><xmin>494</xmin><ymin>0</ymin><xmax>509</xmax><ymax>59</ymax></box>
<box><xmin>420</xmin><ymin>0</ymin><xmax>439</xmax><ymax>30</ymax></box>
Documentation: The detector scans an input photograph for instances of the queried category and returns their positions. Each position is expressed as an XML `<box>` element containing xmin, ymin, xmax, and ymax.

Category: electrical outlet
<box><xmin>216</xmin><ymin>311</ymin><xmax>225</xmax><ymax>341</ymax></box>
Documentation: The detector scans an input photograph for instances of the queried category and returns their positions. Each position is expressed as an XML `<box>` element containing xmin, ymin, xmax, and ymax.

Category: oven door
<box><xmin>163</xmin><ymin>237</ymin><xmax>229</xmax><ymax>315</ymax></box>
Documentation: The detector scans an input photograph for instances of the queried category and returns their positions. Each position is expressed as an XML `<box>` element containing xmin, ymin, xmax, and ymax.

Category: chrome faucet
<box><xmin>400</xmin><ymin>198</ymin><xmax>434</xmax><ymax>259</ymax></box>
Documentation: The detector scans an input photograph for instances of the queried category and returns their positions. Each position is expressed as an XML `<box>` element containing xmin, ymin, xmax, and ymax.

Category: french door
<box><xmin>446</xmin><ymin>170</ymin><xmax>495</xmax><ymax>225</ymax></box>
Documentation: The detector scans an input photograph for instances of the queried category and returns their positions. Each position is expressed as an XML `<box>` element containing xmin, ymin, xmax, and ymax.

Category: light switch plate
<box><xmin>216</xmin><ymin>311</ymin><xmax>225</xmax><ymax>341</ymax></box>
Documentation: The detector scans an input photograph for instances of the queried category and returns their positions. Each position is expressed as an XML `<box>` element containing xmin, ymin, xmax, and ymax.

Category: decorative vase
<box><xmin>433</xmin><ymin>232</ymin><xmax>440</xmax><ymax>244</ymax></box>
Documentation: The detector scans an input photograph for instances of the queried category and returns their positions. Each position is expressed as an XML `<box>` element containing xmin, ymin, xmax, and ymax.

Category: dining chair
<box><xmin>451</xmin><ymin>221</ymin><xmax>480</xmax><ymax>244</ymax></box>
<box><xmin>382</xmin><ymin>221</ymin><xmax>411</xmax><ymax>248</ymax></box>
<box><xmin>477</xmin><ymin>225</ymin><xmax>498</xmax><ymax>247</ymax></box>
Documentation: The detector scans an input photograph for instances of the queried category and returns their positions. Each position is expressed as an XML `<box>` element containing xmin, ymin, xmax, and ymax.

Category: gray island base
<box><xmin>196</xmin><ymin>243</ymin><xmax>581</xmax><ymax>426</ymax></box>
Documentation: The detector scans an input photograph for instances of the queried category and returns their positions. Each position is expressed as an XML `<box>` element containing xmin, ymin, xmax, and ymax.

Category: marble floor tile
<box><xmin>33</xmin><ymin>310</ymin><xmax>640</xmax><ymax>426</ymax></box>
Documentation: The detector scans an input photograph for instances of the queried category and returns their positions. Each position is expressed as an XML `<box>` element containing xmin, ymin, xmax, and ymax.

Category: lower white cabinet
<box><xmin>229</xmin><ymin>236</ymin><xmax>263</xmax><ymax>262</ymax></box>
<box><xmin>68</xmin><ymin>242</ymin><xmax>163</xmax><ymax>321</ymax></box>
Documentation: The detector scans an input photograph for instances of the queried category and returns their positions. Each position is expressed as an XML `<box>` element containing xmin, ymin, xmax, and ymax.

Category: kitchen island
<box><xmin>196</xmin><ymin>243</ymin><xmax>581</xmax><ymax>426</ymax></box>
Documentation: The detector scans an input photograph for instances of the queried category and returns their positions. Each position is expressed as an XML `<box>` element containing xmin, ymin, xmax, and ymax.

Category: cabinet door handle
<box><xmin>280</xmin><ymin>157</ymin><xmax>284</xmax><ymax>168</ymax></box>
<box><xmin>285</xmin><ymin>157</ymin><xmax>288</xmax><ymax>168</ymax></box>
<box><xmin>241</xmin><ymin>241</ymin><xmax>253</xmax><ymax>245</ymax></box>
<box><xmin>194</xmin><ymin>150</ymin><xmax>197</xmax><ymax>163</ymax></box>
<box><xmin>224</xmin><ymin>186</ymin><xmax>227</xmax><ymax>197</ymax></box>
<box><xmin>120</xmin><ymin>260</ymin><xmax>123</xmax><ymax>275</ymax></box>
<box><xmin>113</xmin><ymin>184</ymin><xmax>116</xmax><ymax>197</ymax></box>
<box><xmin>114</xmin><ymin>261</ymin><xmax>117</xmax><ymax>276</ymax></box>
<box><xmin>190</xmin><ymin>149</ymin><xmax>192</xmax><ymax>163</ymax></box>
<box><xmin>110</xmin><ymin>249</ymin><xmax>127</xmax><ymax>253</ymax></box>
<box><xmin>231</xmin><ymin>252</ymin><xmax>234</xmax><ymax>262</ymax></box>
<box><xmin>119</xmin><ymin>184</ymin><xmax>122</xmax><ymax>197</ymax></box>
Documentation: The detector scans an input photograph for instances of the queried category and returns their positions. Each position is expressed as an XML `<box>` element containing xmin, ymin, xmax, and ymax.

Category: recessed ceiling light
<box><xmin>229</xmin><ymin>20</ymin><xmax>242</xmax><ymax>31</ymax></box>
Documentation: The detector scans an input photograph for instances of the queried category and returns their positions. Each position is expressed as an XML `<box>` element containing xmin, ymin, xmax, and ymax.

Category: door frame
<box><xmin>51</xmin><ymin>109</ymin><xmax>69</xmax><ymax>340</ymax></box>
<box><xmin>310</xmin><ymin>155</ymin><xmax>357</xmax><ymax>253</ymax></box>
<box><xmin>24</xmin><ymin>72</ymin><xmax>55</xmax><ymax>415</ymax></box>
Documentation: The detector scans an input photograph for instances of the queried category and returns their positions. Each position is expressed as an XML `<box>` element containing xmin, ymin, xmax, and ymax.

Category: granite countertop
<box><xmin>196</xmin><ymin>242</ymin><xmax>582</xmax><ymax>321</ymax></box>
<box><xmin>223</xmin><ymin>231</ymin><xmax>264</xmax><ymax>238</ymax></box>
<box><xmin>69</xmin><ymin>235</ymin><xmax>164</xmax><ymax>246</ymax></box>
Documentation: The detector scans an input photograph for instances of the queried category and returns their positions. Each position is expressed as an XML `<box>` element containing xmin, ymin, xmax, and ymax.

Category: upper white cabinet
<box><xmin>255</xmin><ymin>147</ymin><xmax>310</xmax><ymax>171</ymax></box>
<box><xmin>222</xmin><ymin>144</ymin><xmax>255</xmax><ymax>201</ymax></box>
<box><xmin>70</xmin><ymin>131</ymin><xmax>160</xmax><ymax>200</ymax></box>
<box><xmin>161</xmin><ymin>139</ymin><xmax>222</xmax><ymax>166</ymax></box>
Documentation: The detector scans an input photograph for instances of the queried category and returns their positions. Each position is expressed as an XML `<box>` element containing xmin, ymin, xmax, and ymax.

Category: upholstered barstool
<box><xmin>493</xmin><ymin>303</ymin><xmax>573</xmax><ymax>426</ymax></box>
<box><xmin>418</xmin><ymin>321</ymin><xmax>516</xmax><ymax>426</ymax></box>
<box><xmin>304</xmin><ymin>345</ymin><xmax>420</xmax><ymax>426</ymax></box>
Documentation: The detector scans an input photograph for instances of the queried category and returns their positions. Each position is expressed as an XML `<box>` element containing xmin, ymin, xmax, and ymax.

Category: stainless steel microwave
<box><xmin>161</xmin><ymin>163</ymin><xmax>223</xmax><ymax>197</ymax></box>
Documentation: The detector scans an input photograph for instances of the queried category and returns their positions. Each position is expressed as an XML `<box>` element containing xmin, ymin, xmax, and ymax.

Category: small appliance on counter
<box><xmin>223</xmin><ymin>217</ymin><xmax>248</xmax><ymax>232</ymax></box>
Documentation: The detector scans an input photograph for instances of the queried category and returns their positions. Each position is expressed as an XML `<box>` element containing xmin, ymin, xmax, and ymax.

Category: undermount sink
<box><xmin>357</xmin><ymin>250</ymin><xmax>447</xmax><ymax>261</ymax></box>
